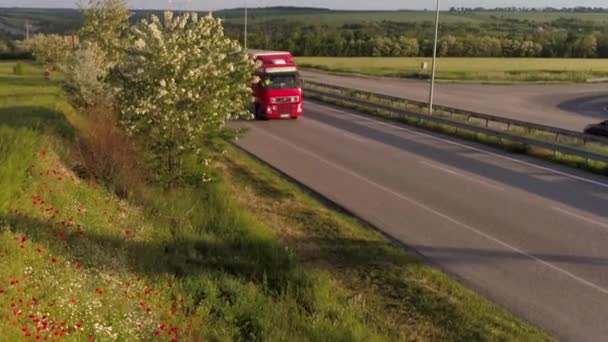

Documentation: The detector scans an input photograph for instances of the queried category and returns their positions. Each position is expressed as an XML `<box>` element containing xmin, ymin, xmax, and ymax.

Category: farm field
<box><xmin>296</xmin><ymin>57</ymin><xmax>608</xmax><ymax>83</ymax></box>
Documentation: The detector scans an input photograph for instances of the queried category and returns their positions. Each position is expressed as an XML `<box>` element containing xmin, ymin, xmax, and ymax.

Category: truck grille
<box><xmin>277</xmin><ymin>104</ymin><xmax>297</xmax><ymax>115</ymax></box>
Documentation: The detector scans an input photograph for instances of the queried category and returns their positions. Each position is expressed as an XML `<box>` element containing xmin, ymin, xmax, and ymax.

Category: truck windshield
<box><xmin>263</xmin><ymin>73</ymin><xmax>299</xmax><ymax>89</ymax></box>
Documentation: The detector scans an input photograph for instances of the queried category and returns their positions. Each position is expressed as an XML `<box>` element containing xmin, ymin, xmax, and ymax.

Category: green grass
<box><xmin>296</xmin><ymin>57</ymin><xmax>608</xmax><ymax>83</ymax></box>
<box><xmin>0</xmin><ymin>60</ymin><xmax>550</xmax><ymax>340</ymax></box>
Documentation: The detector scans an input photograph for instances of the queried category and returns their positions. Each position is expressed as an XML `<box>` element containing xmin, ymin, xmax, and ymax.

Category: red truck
<box><xmin>250</xmin><ymin>50</ymin><xmax>303</xmax><ymax>120</ymax></box>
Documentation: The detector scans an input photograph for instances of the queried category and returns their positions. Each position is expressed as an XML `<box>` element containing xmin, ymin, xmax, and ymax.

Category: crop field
<box><xmin>296</xmin><ymin>57</ymin><xmax>608</xmax><ymax>83</ymax></box>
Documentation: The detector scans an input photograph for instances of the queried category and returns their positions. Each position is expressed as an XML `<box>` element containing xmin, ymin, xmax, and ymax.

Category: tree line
<box><xmin>229</xmin><ymin>17</ymin><xmax>608</xmax><ymax>58</ymax></box>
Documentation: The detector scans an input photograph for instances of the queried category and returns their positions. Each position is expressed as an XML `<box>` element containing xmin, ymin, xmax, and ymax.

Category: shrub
<box><xmin>62</xmin><ymin>42</ymin><xmax>113</xmax><ymax>109</ymax></box>
<box><xmin>12</xmin><ymin>62</ymin><xmax>24</xmax><ymax>75</ymax></box>
<box><xmin>113</xmin><ymin>11</ymin><xmax>255</xmax><ymax>186</ymax></box>
<box><xmin>76</xmin><ymin>102</ymin><xmax>145</xmax><ymax>198</ymax></box>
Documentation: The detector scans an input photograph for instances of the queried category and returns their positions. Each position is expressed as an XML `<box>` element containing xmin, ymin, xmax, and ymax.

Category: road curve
<box><xmin>301</xmin><ymin>70</ymin><xmax>608</xmax><ymax>131</ymax></box>
<box><xmin>234</xmin><ymin>101</ymin><xmax>608</xmax><ymax>342</ymax></box>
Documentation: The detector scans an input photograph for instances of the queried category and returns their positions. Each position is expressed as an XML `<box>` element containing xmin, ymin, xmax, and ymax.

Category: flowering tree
<box><xmin>113</xmin><ymin>11</ymin><xmax>255</xmax><ymax>185</ymax></box>
<box><xmin>79</xmin><ymin>0</ymin><xmax>130</xmax><ymax>65</ymax></box>
<box><xmin>63</xmin><ymin>42</ymin><xmax>113</xmax><ymax>109</ymax></box>
<box><xmin>22</xmin><ymin>34</ymin><xmax>72</xmax><ymax>69</ymax></box>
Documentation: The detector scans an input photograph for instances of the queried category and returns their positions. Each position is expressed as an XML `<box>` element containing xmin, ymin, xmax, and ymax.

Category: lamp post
<box><xmin>428</xmin><ymin>0</ymin><xmax>440</xmax><ymax>115</ymax></box>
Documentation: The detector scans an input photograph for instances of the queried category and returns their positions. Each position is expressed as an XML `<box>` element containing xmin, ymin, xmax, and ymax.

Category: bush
<box><xmin>62</xmin><ymin>42</ymin><xmax>113</xmax><ymax>109</ymax></box>
<box><xmin>12</xmin><ymin>63</ymin><xmax>24</xmax><ymax>75</ymax></box>
<box><xmin>76</xmin><ymin>102</ymin><xmax>145</xmax><ymax>198</ymax></box>
<box><xmin>113</xmin><ymin>11</ymin><xmax>255</xmax><ymax>186</ymax></box>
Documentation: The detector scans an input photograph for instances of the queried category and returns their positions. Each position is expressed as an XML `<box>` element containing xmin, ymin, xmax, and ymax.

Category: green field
<box><xmin>296</xmin><ymin>57</ymin><xmax>608</xmax><ymax>82</ymax></box>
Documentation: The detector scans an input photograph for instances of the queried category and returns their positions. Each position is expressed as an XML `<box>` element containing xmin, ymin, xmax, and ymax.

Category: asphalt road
<box><xmin>235</xmin><ymin>101</ymin><xmax>608</xmax><ymax>342</ymax></box>
<box><xmin>301</xmin><ymin>70</ymin><xmax>608</xmax><ymax>131</ymax></box>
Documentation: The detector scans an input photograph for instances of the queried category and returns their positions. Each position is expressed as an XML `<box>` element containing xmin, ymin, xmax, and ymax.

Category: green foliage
<box><xmin>79</xmin><ymin>0</ymin><xmax>130</xmax><ymax>64</ymax></box>
<box><xmin>113</xmin><ymin>12</ymin><xmax>255</xmax><ymax>186</ymax></box>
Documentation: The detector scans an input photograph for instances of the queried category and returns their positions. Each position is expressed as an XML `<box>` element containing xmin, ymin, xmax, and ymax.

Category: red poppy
<box><xmin>21</xmin><ymin>236</ymin><xmax>27</xmax><ymax>243</ymax></box>
<box><xmin>95</xmin><ymin>288</ymin><xmax>104</xmax><ymax>295</ymax></box>
<box><xmin>153</xmin><ymin>330</ymin><xmax>160</xmax><ymax>337</ymax></box>
<box><xmin>76</xmin><ymin>262</ymin><xmax>82</xmax><ymax>270</ymax></box>
<box><xmin>0</xmin><ymin>290</ymin><xmax>4</xmax><ymax>294</ymax></box>
<box><xmin>40</xmin><ymin>150</ymin><xmax>46</xmax><ymax>159</ymax></box>
<box><xmin>51</xmin><ymin>258</ymin><xmax>57</xmax><ymax>264</ymax></box>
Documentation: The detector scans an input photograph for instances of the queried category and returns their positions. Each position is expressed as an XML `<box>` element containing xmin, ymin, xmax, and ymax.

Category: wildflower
<box><xmin>37</xmin><ymin>248</ymin><xmax>43</xmax><ymax>254</ymax></box>
<box><xmin>95</xmin><ymin>288</ymin><xmax>104</xmax><ymax>295</ymax></box>
<box><xmin>51</xmin><ymin>258</ymin><xmax>57</xmax><ymax>264</ymax></box>
<box><xmin>40</xmin><ymin>150</ymin><xmax>46</xmax><ymax>159</ymax></box>
<box><xmin>0</xmin><ymin>289</ymin><xmax>4</xmax><ymax>294</ymax></box>
<box><xmin>76</xmin><ymin>262</ymin><xmax>82</xmax><ymax>270</ymax></box>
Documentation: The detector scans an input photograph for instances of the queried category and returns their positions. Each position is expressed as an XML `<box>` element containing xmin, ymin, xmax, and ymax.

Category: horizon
<box><xmin>2</xmin><ymin>4</ymin><xmax>608</xmax><ymax>11</ymax></box>
<box><xmin>1</xmin><ymin>1</ymin><xmax>607</xmax><ymax>11</ymax></box>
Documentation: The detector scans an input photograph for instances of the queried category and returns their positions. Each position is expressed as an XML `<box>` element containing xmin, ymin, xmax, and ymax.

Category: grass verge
<box><xmin>0</xmin><ymin>60</ymin><xmax>550</xmax><ymax>341</ymax></box>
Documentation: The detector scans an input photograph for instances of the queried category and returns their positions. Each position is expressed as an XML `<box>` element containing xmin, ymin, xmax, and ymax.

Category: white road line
<box><xmin>553</xmin><ymin>207</ymin><xmax>608</xmax><ymax>231</ymax></box>
<box><xmin>420</xmin><ymin>160</ymin><xmax>505</xmax><ymax>191</ymax></box>
<box><xmin>250</xmin><ymin>124</ymin><xmax>608</xmax><ymax>296</ymax></box>
<box><xmin>307</xmin><ymin>101</ymin><xmax>608</xmax><ymax>190</ymax></box>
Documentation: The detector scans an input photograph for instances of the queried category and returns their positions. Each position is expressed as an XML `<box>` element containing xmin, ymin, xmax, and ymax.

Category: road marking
<box><xmin>420</xmin><ymin>160</ymin><xmax>505</xmax><ymax>191</ymax></box>
<box><xmin>307</xmin><ymin>101</ymin><xmax>608</xmax><ymax>190</ymax></box>
<box><xmin>553</xmin><ymin>207</ymin><xmax>608</xmax><ymax>231</ymax></box>
<box><xmin>251</xmin><ymin>124</ymin><xmax>608</xmax><ymax>296</ymax></box>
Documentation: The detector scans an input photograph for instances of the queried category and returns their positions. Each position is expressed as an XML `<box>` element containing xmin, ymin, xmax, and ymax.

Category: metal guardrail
<box><xmin>304</xmin><ymin>83</ymin><xmax>608</xmax><ymax>165</ymax></box>
<box><xmin>304</xmin><ymin>80</ymin><xmax>608</xmax><ymax>149</ymax></box>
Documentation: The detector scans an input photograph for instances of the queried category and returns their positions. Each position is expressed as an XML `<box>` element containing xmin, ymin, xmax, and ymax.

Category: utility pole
<box><xmin>244</xmin><ymin>0</ymin><xmax>248</xmax><ymax>50</ymax></box>
<box><xmin>428</xmin><ymin>0</ymin><xmax>440</xmax><ymax>115</ymax></box>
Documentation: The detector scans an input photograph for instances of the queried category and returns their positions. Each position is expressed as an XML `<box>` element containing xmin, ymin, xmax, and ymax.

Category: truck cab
<box><xmin>250</xmin><ymin>50</ymin><xmax>303</xmax><ymax>120</ymax></box>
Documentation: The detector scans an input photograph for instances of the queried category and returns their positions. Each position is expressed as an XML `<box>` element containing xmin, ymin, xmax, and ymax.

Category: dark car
<box><xmin>584</xmin><ymin>120</ymin><xmax>608</xmax><ymax>138</ymax></box>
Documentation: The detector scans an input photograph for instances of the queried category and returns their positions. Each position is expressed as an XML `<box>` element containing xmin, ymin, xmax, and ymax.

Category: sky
<box><xmin>0</xmin><ymin>0</ymin><xmax>607</xmax><ymax>11</ymax></box>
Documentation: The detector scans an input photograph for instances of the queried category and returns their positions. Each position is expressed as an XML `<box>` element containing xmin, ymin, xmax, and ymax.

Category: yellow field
<box><xmin>296</xmin><ymin>57</ymin><xmax>608</xmax><ymax>83</ymax></box>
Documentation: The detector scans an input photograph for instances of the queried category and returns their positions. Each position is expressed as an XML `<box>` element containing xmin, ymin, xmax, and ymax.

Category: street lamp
<box><xmin>428</xmin><ymin>0</ymin><xmax>440</xmax><ymax>115</ymax></box>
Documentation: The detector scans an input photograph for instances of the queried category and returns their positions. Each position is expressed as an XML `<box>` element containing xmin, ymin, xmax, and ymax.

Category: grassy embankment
<box><xmin>0</xmin><ymin>61</ymin><xmax>549</xmax><ymax>341</ymax></box>
<box><xmin>296</xmin><ymin>57</ymin><xmax>608</xmax><ymax>83</ymax></box>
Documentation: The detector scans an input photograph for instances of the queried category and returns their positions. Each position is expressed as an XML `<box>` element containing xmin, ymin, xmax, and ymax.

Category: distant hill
<box><xmin>1</xmin><ymin>6</ymin><xmax>607</xmax><ymax>39</ymax></box>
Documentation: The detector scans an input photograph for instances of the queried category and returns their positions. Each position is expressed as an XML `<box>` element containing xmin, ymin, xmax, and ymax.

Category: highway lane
<box><xmin>234</xmin><ymin>101</ymin><xmax>608</xmax><ymax>342</ymax></box>
<box><xmin>301</xmin><ymin>70</ymin><xmax>608</xmax><ymax>131</ymax></box>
